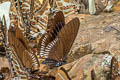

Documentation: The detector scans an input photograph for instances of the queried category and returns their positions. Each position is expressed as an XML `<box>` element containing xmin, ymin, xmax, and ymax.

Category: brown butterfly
<box><xmin>8</xmin><ymin>26</ymin><xmax>40</xmax><ymax>74</ymax></box>
<box><xmin>37</xmin><ymin>11</ymin><xmax>80</xmax><ymax>67</ymax></box>
<box><xmin>0</xmin><ymin>16</ymin><xmax>7</xmax><ymax>56</ymax></box>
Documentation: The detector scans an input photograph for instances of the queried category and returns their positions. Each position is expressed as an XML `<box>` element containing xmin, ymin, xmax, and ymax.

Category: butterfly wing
<box><xmin>45</xmin><ymin>11</ymin><xmax>65</xmax><ymax>44</ymax></box>
<box><xmin>34</xmin><ymin>0</ymin><xmax>50</xmax><ymax>30</ymax></box>
<box><xmin>48</xmin><ymin>18</ymin><xmax>80</xmax><ymax>61</ymax></box>
<box><xmin>47</xmin><ymin>11</ymin><xmax>65</xmax><ymax>32</ymax></box>
<box><xmin>9</xmin><ymin>0</ymin><xmax>18</xmax><ymax>28</ymax></box>
<box><xmin>8</xmin><ymin>29</ymin><xmax>32</xmax><ymax>70</ymax></box>
<box><xmin>15</xmin><ymin>27</ymin><xmax>30</xmax><ymax>50</ymax></box>
<box><xmin>33</xmin><ymin>0</ymin><xmax>43</xmax><ymax>13</ymax></box>
<box><xmin>38</xmin><ymin>11</ymin><xmax>65</xmax><ymax>58</ymax></box>
<box><xmin>111</xmin><ymin>57</ymin><xmax>119</xmax><ymax>80</ymax></box>
<box><xmin>53</xmin><ymin>0</ymin><xmax>77</xmax><ymax>17</ymax></box>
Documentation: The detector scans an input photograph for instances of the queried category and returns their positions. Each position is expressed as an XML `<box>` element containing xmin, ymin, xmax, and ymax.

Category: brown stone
<box><xmin>61</xmin><ymin>54</ymin><xmax>119</xmax><ymax>80</ymax></box>
<box><xmin>115</xmin><ymin>76</ymin><xmax>120</xmax><ymax>80</ymax></box>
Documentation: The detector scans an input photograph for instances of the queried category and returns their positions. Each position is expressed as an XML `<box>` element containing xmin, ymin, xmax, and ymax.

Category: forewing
<box><xmin>38</xmin><ymin>11</ymin><xmax>65</xmax><ymax>57</ymax></box>
<box><xmin>14</xmin><ymin>27</ymin><xmax>30</xmax><ymax>50</ymax></box>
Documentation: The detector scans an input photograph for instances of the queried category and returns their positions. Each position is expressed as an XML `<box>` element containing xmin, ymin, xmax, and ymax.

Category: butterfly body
<box><xmin>42</xmin><ymin>58</ymin><xmax>66</xmax><ymax>67</ymax></box>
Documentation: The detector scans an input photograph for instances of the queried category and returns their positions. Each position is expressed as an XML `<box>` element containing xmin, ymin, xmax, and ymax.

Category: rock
<box><xmin>61</xmin><ymin>54</ymin><xmax>119</xmax><ymax>80</ymax></box>
<box><xmin>68</xmin><ymin>44</ymin><xmax>93</xmax><ymax>62</ymax></box>
<box><xmin>115</xmin><ymin>76</ymin><xmax>120</xmax><ymax>80</ymax></box>
<box><xmin>66</xmin><ymin>12</ymin><xmax>120</xmax><ymax>62</ymax></box>
<box><xmin>65</xmin><ymin>14</ymin><xmax>90</xmax><ymax>23</ymax></box>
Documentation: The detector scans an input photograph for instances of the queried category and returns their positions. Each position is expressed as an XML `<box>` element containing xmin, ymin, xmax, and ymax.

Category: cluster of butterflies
<box><xmin>1</xmin><ymin>0</ymin><xmax>80</xmax><ymax>79</ymax></box>
<box><xmin>0</xmin><ymin>0</ymin><xmax>119</xmax><ymax>80</ymax></box>
<box><xmin>8</xmin><ymin>0</ymin><xmax>85</xmax><ymax>47</ymax></box>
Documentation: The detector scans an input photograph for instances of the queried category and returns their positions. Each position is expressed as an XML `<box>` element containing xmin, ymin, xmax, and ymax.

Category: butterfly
<box><xmin>0</xmin><ymin>8</ymin><xmax>26</xmax><ymax>78</ymax></box>
<box><xmin>8</xmin><ymin>0</ymin><xmax>51</xmax><ymax>78</ymax></box>
<box><xmin>37</xmin><ymin>11</ymin><xmax>80</xmax><ymax>67</ymax></box>
<box><xmin>0</xmin><ymin>3</ymin><xmax>12</xmax><ymax>59</ymax></box>
<box><xmin>88</xmin><ymin>0</ymin><xmax>117</xmax><ymax>14</ymax></box>
<box><xmin>10</xmin><ymin>0</ymin><xmax>49</xmax><ymax>42</ymax></box>
<box><xmin>10</xmin><ymin>0</ymin><xmax>81</xmax><ymax>45</ymax></box>
<box><xmin>0</xmin><ymin>1</ymin><xmax>11</xmax><ymax>45</ymax></box>
<box><xmin>49</xmin><ymin>0</ymin><xmax>78</xmax><ymax>17</ymax></box>
<box><xmin>8</xmin><ymin>26</ymin><xmax>40</xmax><ymax>76</ymax></box>
<box><xmin>111</xmin><ymin>57</ymin><xmax>119</xmax><ymax>80</ymax></box>
<box><xmin>49</xmin><ymin>0</ymin><xmax>89</xmax><ymax>16</ymax></box>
